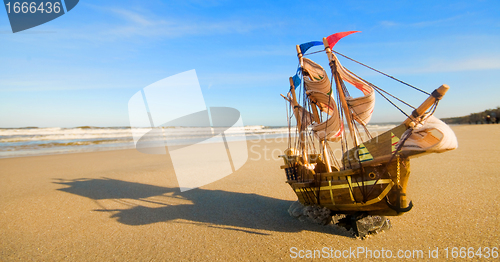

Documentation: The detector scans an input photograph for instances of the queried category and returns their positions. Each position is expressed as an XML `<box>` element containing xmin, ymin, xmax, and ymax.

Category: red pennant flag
<box><xmin>326</xmin><ymin>31</ymin><xmax>361</xmax><ymax>49</ymax></box>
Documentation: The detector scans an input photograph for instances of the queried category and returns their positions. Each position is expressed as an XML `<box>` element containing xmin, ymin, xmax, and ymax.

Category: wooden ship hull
<box><xmin>282</xmin><ymin>124</ymin><xmax>412</xmax><ymax>216</ymax></box>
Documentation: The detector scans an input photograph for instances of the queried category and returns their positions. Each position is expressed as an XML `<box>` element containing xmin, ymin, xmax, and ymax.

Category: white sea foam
<box><xmin>0</xmin><ymin>124</ymin><xmax>394</xmax><ymax>158</ymax></box>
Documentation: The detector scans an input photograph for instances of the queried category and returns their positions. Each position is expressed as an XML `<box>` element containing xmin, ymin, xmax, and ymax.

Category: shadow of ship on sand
<box><xmin>53</xmin><ymin>178</ymin><xmax>353</xmax><ymax>237</ymax></box>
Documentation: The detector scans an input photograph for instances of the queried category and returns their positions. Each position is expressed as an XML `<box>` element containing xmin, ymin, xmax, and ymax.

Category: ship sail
<box><xmin>306</xmin><ymin>90</ymin><xmax>343</xmax><ymax>141</ymax></box>
<box><xmin>330</xmin><ymin>52</ymin><xmax>375</xmax><ymax>126</ymax></box>
<box><xmin>301</xmin><ymin>57</ymin><xmax>343</xmax><ymax>141</ymax></box>
<box><xmin>302</xmin><ymin>57</ymin><xmax>332</xmax><ymax>94</ymax></box>
<box><xmin>294</xmin><ymin>104</ymin><xmax>314</xmax><ymax>131</ymax></box>
<box><xmin>402</xmin><ymin>115</ymin><xmax>458</xmax><ymax>153</ymax></box>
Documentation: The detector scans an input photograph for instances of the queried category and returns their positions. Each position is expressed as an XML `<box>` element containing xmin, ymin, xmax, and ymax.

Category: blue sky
<box><xmin>1</xmin><ymin>0</ymin><xmax>499</xmax><ymax>127</ymax></box>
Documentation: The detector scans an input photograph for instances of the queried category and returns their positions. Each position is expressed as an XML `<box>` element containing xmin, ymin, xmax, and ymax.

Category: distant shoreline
<box><xmin>0</xmin><ymin>124</ymin><xmax>396</xmax><ymax>159</ymax></box>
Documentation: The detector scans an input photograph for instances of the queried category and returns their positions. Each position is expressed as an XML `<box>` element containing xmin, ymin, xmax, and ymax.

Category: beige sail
<box><xmin>346</xmin><ymin>91</ymin><xmax>375</xmax><ymax>125</ymax></box>
<box><xmin>295</xmin><ymin>104</ymin><xmax>314</xmax><ymax>131</ymax></box>
<box><xmin>311</xmin><ymin>119</ymin><xmax>343</xmax><ymax>142</ymax></box>
<box><xmin>306</xmin><ymin>90</ymin><xmax>336</xmax><ymax>116</ymax></box>
<box><xmin>402</xmin><ymin>115</ymin><xmax>458</xmax><ymax>154</ymax></box>
<box><xmin>301</xmin><ymin>57</ymin><xmax>343</xmax><ymax>141</ymax></box>
<box><xmin>306</xmin><ymin>90</ymin><xmax>343</xmax><ymax>141</ymax></box>
<box><xmin>331</xmin><ymin>53</ymin><xmax>375</xmax><ymax>125</ymax></box>
<box><xmin>302</xmin><ymin>57</ymin><xmax>332</xmax><ymax>94</ymax></box>
<box><xmin>282</xmin><ymin>93</ymin><xmax>314</xmax><ymax>132</ymax></box>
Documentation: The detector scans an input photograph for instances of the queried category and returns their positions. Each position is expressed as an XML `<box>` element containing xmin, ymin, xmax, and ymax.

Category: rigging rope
<box><xmin>303</xmin><ymin>48</ymin><xmax>429</xmax><ymax>95</ymax></box>
<box><xmin>373</xmin><ymin>87</ymin><xmax>411</xmax><ymax>118</ymax></box>
<box><xmin>303</xmin><ymin>49</ymin><xmax>325</xmax><ymax>56</ymax></box>
<box><xmin>344</xmin><ymin>67</ymin><xmax>417</xmax><ymax>110</ymax></box>
<box><xmin>303</xmin><ymin>49</ymin><xmax>420</xmax><ymax>119</ymax></box>
<box><xmin>286</xmin><ymin>97</ymin><xmax>291</xmax><ymax>149</ymax></box>
<box><xmin>331</xmin><ymin>50</ymin><xmax>431</xmax><ymax>95</ymax></box>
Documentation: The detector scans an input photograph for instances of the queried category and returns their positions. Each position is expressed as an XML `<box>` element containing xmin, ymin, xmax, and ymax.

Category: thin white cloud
<box><xmin>222</xmin><ymin>45</ymin><xmax>292</xmax><ymax>57</ymax></box>
<box><xmin>0</xmin><ymin>68</ymin><xmax>286</xmax><ymax>91</ymax></box>
<box><xmin>198</xmin><ymin>72</ymin><xmax>285</xmax><ymax>88</ymax></box>
<box><xmin>0</xmin><ymin>78</ymin><xmax>137</xmax><ymax>91</ymax></box>
<box><xmin>410</xmin><ymin>15</ymin><xmax>466</xmax><ymax>27</ymax></box>
<box><xmin>423</xmin><ymin>57</ymin><xmax>500</xmax><ymax>73</ymax></box>
<box><xmin>379</xmin><ymin>21</ymin><xmax>398</xmax><ymax>27</ymax></box>
<box><xmin>379</xmin><ymin>14</ymin><xmax>469</xmax><ymax>28</ymax></box>
<box><xmin>386</xmin><ymin>56</ymin><xmax>500</xmax><ymax>75</ymax></box>
<box><xmin>110</xmin><ymin>8</ymin><xmax>155</xmax><ymax>26</ymax></box>
<box><xmin>101</xmin><ymin>7</ymin><xmax>271</xmax><ymax>39</ymax></box>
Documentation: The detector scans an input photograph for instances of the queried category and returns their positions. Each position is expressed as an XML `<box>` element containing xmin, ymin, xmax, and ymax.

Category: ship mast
<box><xmin>296</xmin><ymin>45</ymin><xmax>332</xmax><ymax>173</ymax></box>
<box><xmin>322</xmin><ymin>37</ymin><xmax>359</xmax><ymax>147</ymax></box>
<box><xmin>288</xmin><ymin>77</ymin><xmax>309</xmax><ymax>165</ymax></box>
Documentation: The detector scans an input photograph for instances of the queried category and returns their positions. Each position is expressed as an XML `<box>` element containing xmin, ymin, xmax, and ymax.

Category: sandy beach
<box><xmin>1</xmin><ymin>124</ymin><xmax>499</xmax><ymax>261</ymax></box>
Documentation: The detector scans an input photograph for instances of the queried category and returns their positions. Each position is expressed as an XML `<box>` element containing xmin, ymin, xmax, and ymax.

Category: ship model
<box><xmin>280</xmin><ymin>31</ymin><xmax>458</xmax><ymax>235</ymax></box>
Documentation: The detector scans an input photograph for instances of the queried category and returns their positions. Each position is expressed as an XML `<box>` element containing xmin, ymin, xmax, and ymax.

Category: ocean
<box><xmin>0</xmin><ymin>124</ymin><xmax>395</xmax><ymax>158</ymax></box>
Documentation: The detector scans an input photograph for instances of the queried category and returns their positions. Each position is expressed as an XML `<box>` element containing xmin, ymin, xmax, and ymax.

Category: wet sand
<box><xmin>1</xmin><ymin>125</ymin><xmax>499</xmax><ymax>261</ymax></box>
